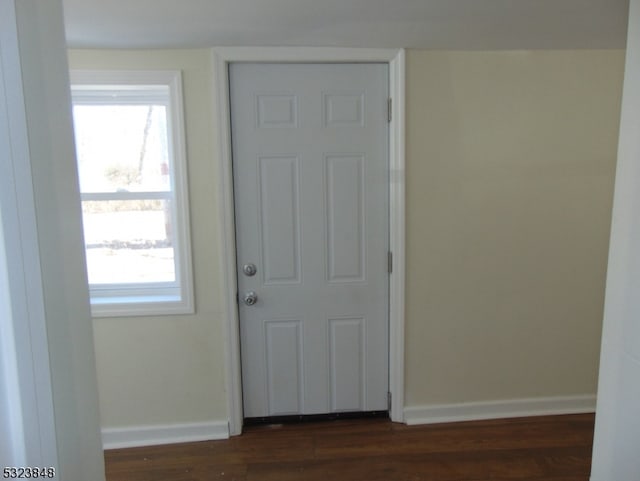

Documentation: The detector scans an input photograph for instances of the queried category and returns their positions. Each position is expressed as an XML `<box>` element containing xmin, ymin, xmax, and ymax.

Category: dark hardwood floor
<box><xmin>104</xmin><ymin>413</ymin><xmax>595</xmax><ymax>481</ymax></box>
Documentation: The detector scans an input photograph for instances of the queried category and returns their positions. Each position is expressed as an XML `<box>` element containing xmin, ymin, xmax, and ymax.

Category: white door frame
<box><xmin>213</xmin><ymin>47</ymin><xmax>405</xmax><ymax>435</ymax></box>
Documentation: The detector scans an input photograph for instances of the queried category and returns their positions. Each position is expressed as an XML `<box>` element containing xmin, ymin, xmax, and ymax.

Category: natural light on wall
<box><xmin>70</xmin><ymin>70</ymin><xmax>193</xmax><ymax>317</ymax></box>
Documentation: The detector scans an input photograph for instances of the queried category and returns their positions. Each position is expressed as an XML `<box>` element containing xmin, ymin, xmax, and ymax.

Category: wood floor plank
<box><xmin>104</xmin><ymin>414</ymin><xmax>595</xmax><ymax>481</ymax></box>
<box><xmin>314</xmin><ymin>424</ymin><xmax>592</xmax><ymax>460</ymax></box>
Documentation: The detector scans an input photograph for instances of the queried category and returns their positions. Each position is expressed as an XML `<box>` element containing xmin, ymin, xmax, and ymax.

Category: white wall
<box><xmin>0</xmin><ymin>18</ymin><xmax>23</xmax><ymax>461</ymax></box>
<box><xmin>0</xmin><ymin>0</ymin><xmax>104</xmax><ymax>478</ymax></box>
<box><xmin>0</xmin><ymin>212</ymin><xmax>24</xmax><ymax>465</ymax></box>
<box><xmin>1</xmin><ymin>0</ymin><xmax>59</xmax><ymax>467</ymax></box>
<box><xmin>591</xmin><ymin>0</ymin><xmax>640</xmax><ymax>479</ymax></box>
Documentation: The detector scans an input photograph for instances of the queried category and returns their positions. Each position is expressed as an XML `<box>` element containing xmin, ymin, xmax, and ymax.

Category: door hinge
<box><xmin>387</xmin><ymin>98</ymin><xmax>392</xmax><ymax>123</ymax></box>
<box><xmin>388</xmin><ymin>251</ymin><xmax>393</xmax><ymax>274</ymax></box>
<box><xmin>387</xmin><ymin>391</ymin><xmax>392</xmax><ymax>411</ymax></box>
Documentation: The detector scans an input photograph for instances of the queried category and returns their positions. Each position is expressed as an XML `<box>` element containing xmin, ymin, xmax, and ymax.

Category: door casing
<box><xmin>213</xmin><ymin>47</ymin><xmax>406</xmax><ymax>435</ymax></box>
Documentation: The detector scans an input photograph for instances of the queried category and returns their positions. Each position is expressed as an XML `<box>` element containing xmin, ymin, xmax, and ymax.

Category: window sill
<box><xmin>90</xmin><ymin>294</ymin><xmax>194</xmax><ymax>318</ymax></box>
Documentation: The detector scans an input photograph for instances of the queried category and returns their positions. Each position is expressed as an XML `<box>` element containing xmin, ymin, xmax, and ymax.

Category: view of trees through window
<box><xmin>73</xmin><ymin>102</ymin><xmax>176</xmax><ymax>286</ymax></box>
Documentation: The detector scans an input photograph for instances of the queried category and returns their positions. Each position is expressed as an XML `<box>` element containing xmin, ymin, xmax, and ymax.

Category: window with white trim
<box><xmin>70</xmin><ymin>70</ymin><xmax>193</xmax><ymax>317</ymax></box>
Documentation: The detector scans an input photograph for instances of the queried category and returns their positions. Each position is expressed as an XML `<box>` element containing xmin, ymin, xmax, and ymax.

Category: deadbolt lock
<box><xmin>243</xmin><ymin>263</ymin><xmax>257</xmax><ymax>277</ymax></box>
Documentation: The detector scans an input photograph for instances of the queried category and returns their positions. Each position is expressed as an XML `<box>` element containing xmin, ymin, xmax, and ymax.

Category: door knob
<box><xmin>243</xmin><ymin>291</ymin><xmax>258</xmax><ymax>306</ymax></box>
<box><xmin>243</xmin><ymin>263</ymin><xmax>257</xmax><ymax>276</ymax></box>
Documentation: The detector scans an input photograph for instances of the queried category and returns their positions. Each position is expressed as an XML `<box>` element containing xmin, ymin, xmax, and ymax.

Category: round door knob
<box><xmin>243</xmin><ymin>263</ymin><xmax>257</xmax><ymax>276</ymax></box>
<box><xmin>243</xmin><ymin>291</ymin><xmax>258</xmax><ymax>306</ymax></box>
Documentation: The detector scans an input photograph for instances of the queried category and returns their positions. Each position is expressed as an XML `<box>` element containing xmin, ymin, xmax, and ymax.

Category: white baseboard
<box><xmin>404</xmin><ymin>395</ymin><xmax>596</xmax><ymax>426</ymax></box>
<box><xmin>102</xmin><ymin>420</ymin><xmax>230</xmax><ymax>450</ymax></box>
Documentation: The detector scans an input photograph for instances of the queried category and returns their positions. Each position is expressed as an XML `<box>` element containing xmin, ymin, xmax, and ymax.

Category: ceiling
<box><xmin>62</xmin><ymin>0</ymin><xmax>629</xmax><ymax>50</ymax></box>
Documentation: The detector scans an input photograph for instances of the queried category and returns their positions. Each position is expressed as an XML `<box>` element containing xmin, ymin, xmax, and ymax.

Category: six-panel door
<box><xmin>230</xmin><ymin>63</ymin><xmax>389</xmax><ymax>418</ymax></box>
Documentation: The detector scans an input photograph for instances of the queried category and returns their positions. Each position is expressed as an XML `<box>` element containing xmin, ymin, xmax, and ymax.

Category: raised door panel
<box><xmin>323</xmin><ymin>92</ymin><xmax>365</xmax><ymax>127</ymax></box>
<box><xmin>258</xmin><ymin>156</ymin><xmax>302</xmax><ymax>285</ymax></box>
<box><xmin>325</xmin><ymin>154</ymin><xmax>365</xmax><ymax>283</ymax></box>
<box><xmin>256</xmin><ymin>94</ymin><xmax>298</xmax><ymax>129</ymax></box>
<box><xmin>265</xmin><ymin>320</ymin><xmax>303</xmax><ymax>415</ymax></box>
<box><xmin>329</xmin><ymin>318</ymin><xmax>365</xmax><ymax>411</ymax></box>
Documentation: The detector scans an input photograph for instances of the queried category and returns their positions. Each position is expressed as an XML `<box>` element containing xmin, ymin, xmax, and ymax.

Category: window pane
<box><xmin>82</xmin><ymin>200</ymin><xmax>176</xmax><ymax>285</ymax></box>
<box><xmin>73</xmin><ymin>104</ymin><xmax>171</xmax><ymax>193</ymax></box>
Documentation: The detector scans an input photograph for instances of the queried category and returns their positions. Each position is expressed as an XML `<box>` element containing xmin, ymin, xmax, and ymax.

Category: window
<box><xmin>70</xmin><ymin>70</ymin><xmax>193</xmax><ymax>317</ymax></box>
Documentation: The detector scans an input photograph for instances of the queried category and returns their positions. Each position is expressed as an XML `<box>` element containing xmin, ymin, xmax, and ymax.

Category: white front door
<box><xmin>230</xmin><ymin>63</ymin><xmax>389</xmax><ymax>418</ymax></box>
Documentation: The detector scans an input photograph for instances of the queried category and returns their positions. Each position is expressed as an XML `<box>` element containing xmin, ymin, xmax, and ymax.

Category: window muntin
<box><xmin>70</xmin><ymin>71</ymin><xmax>193</xmax><ymax>317</ymax></box>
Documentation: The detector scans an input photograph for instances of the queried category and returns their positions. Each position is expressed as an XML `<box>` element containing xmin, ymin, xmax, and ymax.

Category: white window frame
<box><xmin>70</xmin><ymin>70</ymin><xmax>194</xmax><ymax>318</ymax></box>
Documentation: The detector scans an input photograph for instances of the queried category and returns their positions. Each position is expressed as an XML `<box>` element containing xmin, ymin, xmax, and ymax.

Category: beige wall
<box><xmin>67</xmin><ymin>49</ymin><xmax>228</xmax><ymax>428</ymax></box>
<box><xmin>406</xmin><ymin>50</ymin><xmax>624</xmax><ymax>406</ymax></box>
<box><xmin>68</xmin><ymin>48</ymin><xmax>624</xmax><ymax>429</ymax></box>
